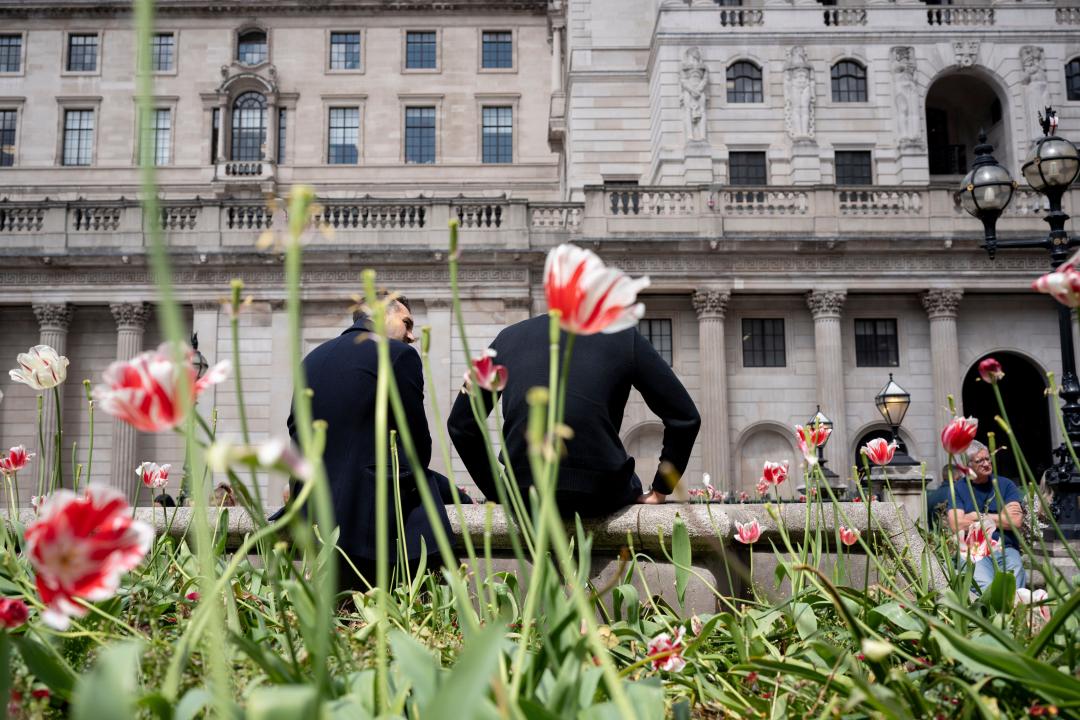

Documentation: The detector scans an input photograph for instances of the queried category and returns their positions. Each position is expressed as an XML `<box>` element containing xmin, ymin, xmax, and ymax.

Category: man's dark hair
<box><xmin>153</xmin><ymin>493</ymin><xmax>177</xmax><ymax>508</ymax></box>
<box><xmin>353</xmin><ymin>292</ymin><xmax>411</xmax><ymax>323</ymax></box>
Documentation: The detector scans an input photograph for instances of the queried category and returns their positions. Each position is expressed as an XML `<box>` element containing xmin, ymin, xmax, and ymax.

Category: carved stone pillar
<box><xmin>32</xmin><ymin>303</ymin><xmax>74</xmax><ymax>486</ymax></box>
<box><xmin>922</xmin><ymin>289</ymin><xmax>964</xmax><ymax>473</ymax></box>
<box><xmin>550</xmin><ymin>21</ymin><xmax>564</xmax><ymax>93</ymax></box>
<box><xmin>265</xmin><ymin>99</ymin><xmax>278</xmax><ymax>163</ymax></box>
<box><xmin>692</xmin><ymin>289</ymin><xmax>731</xmax><ymax>491</ymax></box>
<box><xmin>109</xmin><ymin>303</ymin><xmax>151</xmax><ymax>499</ymax></box>
<box><xmin>215</xmin><ymin>98</ymin><xmax>227</xmax><ymax>163</ymax></box>
<box><xmin>806</xmin><ymin>290</ymin><xmax>848</xmax><ymax>478</ymax></box>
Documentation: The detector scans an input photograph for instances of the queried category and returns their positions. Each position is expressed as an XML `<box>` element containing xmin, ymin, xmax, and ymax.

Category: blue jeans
<box><xmin>961</xmin><ymin>547</ymin><xmax>1026</xmax><ymax>592</ymax></box>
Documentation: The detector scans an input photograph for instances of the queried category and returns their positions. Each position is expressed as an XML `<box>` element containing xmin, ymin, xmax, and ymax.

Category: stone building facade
<box><xmin>1</xmin><ymin>0</ymin><xmax>1079</xmax><ymax>506</ymax></box>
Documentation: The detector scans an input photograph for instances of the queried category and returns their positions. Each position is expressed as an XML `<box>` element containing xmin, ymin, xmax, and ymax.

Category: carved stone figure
<box><xmin>892</xmin><ymin>47</ymin><xmax>922</xmax><ymax>146</ymax></box>
<box><xmin>783</xmin><ymin>46</ymin><xmax>814</xmax><ymax>142</ymax></box>
<box><xmin>1021</xmin><ymin>46</ymin><xmax>1052</xmax><ymax>139</ymax></box>
<box><xmin>679</xmin><ymin>47</ymin><xmax>709</xmax><ymax>144</ymax></box>
<box><xmin>953</xmin><ymin>40</ymin><xmax>979</xmax><ymax>69</ymax></box>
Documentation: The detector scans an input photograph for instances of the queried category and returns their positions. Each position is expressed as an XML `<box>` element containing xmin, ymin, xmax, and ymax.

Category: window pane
<box><xmin>277</xmin><ymin>107</ymin><xmax>286</xmax><ymax>164</ymax></box>
<box><xmin>152</xmin><ymin>108</ymin><xmax>170</xmax><ymax>165</ymax></box>
<box><xmin>726</xmin><ymin>61</ymin><xmax>762</xmax><ymax>103</ymax></box>
<box><xmin>831</xmin><ymin>61</ymin><xmax>867</xmax><ymax>102</ymax></box>
<box><xmin>854</xmin><ymin>318</ymin><xmax>899</xmax><ymax>367</ymax></box>
<box><xmin>1068</xmin><ymin>59</ymin><xmax>1080</xmax><ymax>102</ymax></box>
<box><xmin>835</xmin><ymin>150</ymin><xmax>872</xmax><ymax>185</ymax></box>
<box><xmin>405</xmin><ymin>31</ymin><xmax>437</xmax><ymax>69</ymax></box>
<box><xmin>742</xmin><ymin>318</ymin><xmax>786</xmax><ymax>367</ymax></box>
<box><xmin>237</xmin><ymin>30</ymin><xmax>267</xmax><ymax>65</ymax></box>
<box><xmin>63</xmin><ymin>109</ymin><xmax>94</xmax><ymax>166</ymax></box>
<box><xmin>405</xmin><ymin>106</ymin><xmax>436</xmax><ymax>164</ymax></box>
<box><xmin>482</xmin><ymin>106</ymin><xmax>512</xmax><ymax>164</ymax></box>
<box><xmin>328</xmin><ymin>107</ymin><xmax>359</xmax><ymax>164</ymax></box>
<box><xmin>729</xmin><ymin>151</ymin><xmax>766</xmax><ymax>185</ymax></box>
<box><xmin>67</xmin><ymin>34</ymin><xmax>98</xmax><ymax>72</ymax></box>
<box><xmin>230</xmin><ymin>92</ymin><xmax>266</xmax><ymax>161</ymax></box>
<box><xmin>0</xmin><ymin>109</ymin><xmax>16</xmax><ymax>166</ymax></box>
<box><xmin>152</xmin><ymin>33</ymin><xmax>174</xmax><ymax>72</ymax></box>
<box><xmin>0</xmin><ymin>35</ymin><xmax>22</xmax><ymax>73</ymax></box>
<box><xmin>482</xmin><ymin>31</ymin><xmax>513</xmax><ymax>69</ymax></box>
<box><xmin>330</xmin><ymin>31</ymin><xmax>361</xmax><ymax>70</ymax></box>
<box><xmin>639</xmin><ymin>319</ymin><xmax>673</xmax><ymax>365</ymax></box>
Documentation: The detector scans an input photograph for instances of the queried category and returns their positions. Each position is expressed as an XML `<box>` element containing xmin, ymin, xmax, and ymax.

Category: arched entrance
<box><xmin>735</xmin><ymin>424</ymin><xmax>797</xmax><ymax>500</ymax></box>
<box><xmin>925</xmin><ymin>71</ymin><xmax>1011</xmax><ymax>178</ymax></box>
<box><xmin>852</xmin><ymin>426</ymin><xmax>913</xmax><ymax>484</ymax></box>
<box><xmin>961</xmin><ymin>352</ymin><xmax>1052</xmax><ymax>482</ymax></box>
<box><xmin>622</xmin><ymin>422</ymin><xmax>690</xmax><ymax>500</ymax></box>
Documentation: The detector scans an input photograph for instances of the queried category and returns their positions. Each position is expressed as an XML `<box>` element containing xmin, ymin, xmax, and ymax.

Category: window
<box><xmin>0</xmin><ymin>109</ymin><xmax>16</xmax><ymax>166</ymax></box>
<box><xmin>406</xmin><ymin>31</ymin><xmax>437</xmax><ymax>69</ymax></box>
<box><xmin>1068</xmin><ymin>58</ymin><xmax>1080</xmax><ymax>102</ymax></box>
<box><xmin>210</xmin><ymin>107</ymin><xmax>219</xmax><ymax>164</ymax></box>
<box><xmin>151</xmin><ymin>33</ymin><xmax>174</xmax><ymax>72</ymax></box>
<box><xmin>405</xmin><ymin>106</ymin><xmax>436</xmax><ymax>164</ymax></box>
<box><xmin>230</xmin><ymin>92</ymin><xmax>266</xmax><ymax>161</ymax></box>
<box><xmin>726</xmin><ymin>61</ymin><xmax>762</xmax><ymax>103</ymax></box>
<box><xmin>729</xmin><ymin>151</ymin><xmax>767</xmax><ymax>186</ymax></box>
<box><xmin>854</xmin><ymin>319</ymin><xmax>899</xmax><ymax>367</ymax></box>
<box><xmin>237</xmin><ymin>29</ymin><xmax>267</xmax><ymax>65</ymax></box>
<box><xmin>67</xmin><ymin>34</ymin><xmax>98</xmax><ymax>72</ymax></box>
<box><xmin>330</xmin><ymin>32</ymin><xmax>361</xmax><ymax>70</ymax></box>
<box><xmin>714</xmin><ymin>0</ymin><xmax>743</xmax><ymax>5</ymax></box>
<box><xmin>835</xmin><ymin>150</ymin><xmax>872</xmax><ymax>185</ymax></box>
<box><xmin>277</xmin><ymin>108</ymin><xmax>286</xmax><ymax>164</ymax></box>
<box><xmin>830</xmin><ymin>60</ymin><xmax>867</xmax><ymax>102</ymax></box>
<box><xmin>62</xmin><ymin>109</ymin><xmax>94</xmax><ymax>166</ymax></box>
<box><xmin>328</xmin><ymin>107</ymin><xmax>359</xmax><ymax>164</ymax></box>
<box><xmin>0</xmin><ymin>35</ymin><xmax>22</xmax><ymax>73</ymax></box>
<box><xmin>482</xmin><ymin>106</ymin><xmax>512</xmax><ymax>164</ymax></box>
<box><xmin>639</xmin><ymin>319</ymin><xmax>673</xmax><ymax>365</ymax></box>
<box><xmin>150</xmin><ymin>108</ymin><xmax>170</xmax><ymax>165</ymax></box>
<box><xmin>742</xmin><ymin>318</ymin><xmax>786</xmax><ymax>368</ymax></box>
<box><xmin>482</xmin><ymin>31</ymin><xmax>513</xmax><ymax>69</ymax></box>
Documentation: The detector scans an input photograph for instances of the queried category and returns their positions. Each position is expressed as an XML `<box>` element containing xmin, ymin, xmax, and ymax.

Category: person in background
<box><xmin>212</xmin><ymin>483</ymin><xmax>236</xmax><ymax>508</ymax></box>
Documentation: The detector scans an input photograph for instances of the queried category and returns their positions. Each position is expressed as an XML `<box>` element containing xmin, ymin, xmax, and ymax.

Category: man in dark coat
<box><xmin>447</xmin><ymin>315</ymin><xmax>701</xmax><ymax>517</ymax></box>
<box><xmin>287</xmin><ymin>296</ymin><xmax>454</xmax><ymax>590</ymax></box>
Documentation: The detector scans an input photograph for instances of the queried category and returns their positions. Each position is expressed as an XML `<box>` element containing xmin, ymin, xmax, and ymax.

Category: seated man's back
<box><xmin>448</xmin><ymin>315</ymin><xmax>701</xmax><ymax>516</ymax></box>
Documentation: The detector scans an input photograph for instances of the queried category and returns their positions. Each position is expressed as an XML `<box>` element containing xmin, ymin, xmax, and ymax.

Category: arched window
<box><xmin>1067</xmin><ymin>58</ymin><xmax>1080</xmax><ymax>101</ymax></box>
<box><xmin>726</xmin><ymin>61</ymin><xmax>762</xmax><ymax>103</ymax></box>
<box><xmin>831</xmin><ymin>60</ymin><xmax>867</xmax><ymax>102</ymax></box>
<box><xmin>231</xmin><ymin>92</ymin><xmax>266</xmax><ymax>161</ymax></box>
<box><xmin>237</xmin><ymin>29</ymin><xmax>268</xmax><ymax>65</ymax></box>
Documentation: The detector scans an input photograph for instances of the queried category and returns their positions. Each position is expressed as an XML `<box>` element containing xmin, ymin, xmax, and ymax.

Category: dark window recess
<box><xmin>62</xmin><ymin>109</ymin><xmax>94</xmax><ymax>166</ymax></box>
<box><xmin>482</xmin><ymin>31</ymin><xmax>513</xmax><ymax>69</ymax></box>
<box><xmin>152</xmin><ymin>33</ymin><xmax>174</xmax><ymax>72</ymax></box>
<box><xmin>835</xmin><ymin>150</ymin><xmax>872</xmax><ymax>185</ymax></box>
<box><xmin>230</xmin><ymin>91</ymin><xmax>266</xmax><ymax>161</ymax></box>
<box><xmin>0</xmin><ymin>109</ymin><xmax>16</xmax><ymax>166</ymax></box>
<box><xmin>831</xmin><ymin>60</ymin><xmax>867</xmax><ymax>102</ymax></box>
<box><xmin>727</xmin><ymin>61</ymin><xmax>763</xmax><ymax>103</ymax></box>
<box><xmin>854</xmin><ymin>319</ymin><xmax>899</xmax><ymax>367</ymax></box>
<box><xmin>405</xmin><ymin>106</ymin><xmax>436</xmax><ymax>163</ymax></box>
<box><xmin>67</xmin><ymin>34</ymin><xmax>98</xmax><ymax>72</ymax></box>
<box><xmin>1067</xmin><ymin>59</ymin><xmax>1080</xmax><ymax>102</ymax></box>
<box><xmin>406</xmin><ymin>31</ymin><xmax>437</xmax><ymax>69</ymax></box>
<box><xmin>237</xmin><ymin>30</ymin><xmax>267</xmax><ymax>65</ymax></box>
<box><xmin>330</xmin><ymin>32</ymin><xmax>361</xmax><ymax>70</ymax></box>
<box><xmin>277</xmin><ymin>108</ymin><xmax>286</xmax><ymax>163</ymax></box>
<box><xmin>0</xmin><ymin>35</ymin><xmax>22</xmax><ymax>73</ymax></box>
<box><xmin>729</xmin><ymin>151</ymin><xmax>767</xmax><ymax>186</ymax></box>
<box><xmin>482</xmin><ymin>106</ymin><xmax>512</xmax><ymax>163</ymax></box>
<box><xmin>639</xmin><ymin>319</ymin><xmax>674</xmax><ymax>365</ymax></box>
<box><xmin>742</xmin><ymin>318</ymin><xmax>786</xmax><ymax>368</ymax></box>
<box><xmin>991</xmin><ymin>98</ymin><xmax>1002</xmax><ymax>124</ymax></box>
<box><xmin>210</xmin><ymin>107</ymin><xmax>219</xmax><ymax>164</ymax></box>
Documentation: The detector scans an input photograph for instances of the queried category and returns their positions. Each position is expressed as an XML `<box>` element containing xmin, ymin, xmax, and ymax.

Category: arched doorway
<box><xmin>622</xmin><ymin>422</ymin><xmax>690</xmax><ymax>500</ymax></box>
<box><xmin>852</xmin><ymin>426</ymin><xmax>914</xmax><ymax>484</ymax></box>
<box><xmin>961</xmin><ymin>352</ymin><xmax>1052</xmax><ymax>482</ymax></box>
<box><xmin>735</xmin><ymin>425</ymin><xmax>797</xmax><ymax>500</ymax></box>
<box><xmin>925</xmin><ymin>72</ymin><xmax>1011</xmax><ymax>178</ymax></box>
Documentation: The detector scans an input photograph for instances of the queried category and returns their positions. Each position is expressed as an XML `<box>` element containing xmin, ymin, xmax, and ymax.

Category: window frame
<box><xmin>327</xmin><ymin>29</ymin><xmax>365</xmax><ymax>74</ymax></box>
<box><xmin>0</xmin><ymin>32</ymin><xmax>26</xmax><ymax>76</ymax></box>
<box><xmin>638</xmin><ymin>317</ymin><xmax>675</xmax><ymax>366</ymax></box>
<box><xmin>830</xmin><ymin>59</ymin><xmax>868</xmax><ymax>103</ymax></box>
<box><xmin>834</xmin><ymin>149</ymin><xmax>874</xmax><ymax>186</ymax></box>
<box><xmin>277</xmin><ymin>106</ymin><xmax>287</xmax><ymax>165</ymax></box>
<box><xmin>740</xmin><ymin>317</ymin><xmax>787</xmax><ymax>369</ymax></box>
<box><xmin>131</xmin><ymin>97</ymin><xmax>179</xmax><ymax>166</ymax></box>
<box><xmin>61</xmin><ymin>108</ymin><xmax>96</xmax><ymax>167</ymax></box>
<box><xmin>400</xmin><ymin>95</ymin><xmax>443</xmax><ymax>164</ymax></box>
<box><xmin>726</xmin><ymin>60</ymin><xmax>763</xmax><ymax>104</ymax></box>
<box><xmin>229</xmin><ymin>91</ymin><xmax>268</xmax><ymax>162</ymax></box>
<box><xmin>55</xmin><ymin>97</ymin><xmax>101</xmax><ymax>166</ymax></box>
<box><xmin>150</xmin><ymin>31</ymin><xmax>178</xmax><ymax>75</ymax></box>
<box><xmin>1067</xmin><ymin>57</ymin><xmax>1080</xmax><ymax>102</ymax></box>
<box><xmin>402</xmin><ymin>29</ymin><xmax>440</xmax><ymax>73</ymax></box>
<box><xmin>853</xmin><ymin>318</ymin><xmax>900</xmax><ymax>368</ymax></box>
<box><xmin>478</xmin><ymin>29</ymin><xmax>516</xmax><ymax>73</ymax></box>
<box><xmin>481</xmin><ymin>106</ymin><xmax>513</xmax><ymax>164</ymax></box>
<box><xmin>728</xmin><ymin>150</ymin><xmax>768</xmax><ymax>186</ymax></box>
<box><xmin>235</xmin><ymin>26</ymin><xmax>270</xmax><ymax>67</ymax></box>
<box><xmin>326</xmin><ymin>105</ymin><xmax>362</xmax><ymax>165</ymax></box>
<box><xmin>63</xmin><ymin>31</ymin><xmax>102</xmax><ymax>76</ymax></box>
<box><xmin>475</xmin><ymin>94</ymin><xmax>519</xmax><ymax>164</ymax></box>
<box><xmin>0</xmin><ymin>100</ymin><xmax>23</xmax><ymax>167</ymax></box>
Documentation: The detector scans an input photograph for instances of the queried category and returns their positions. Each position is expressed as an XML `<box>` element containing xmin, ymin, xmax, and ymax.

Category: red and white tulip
<box><xmin>646</xmin><ymin>626</ymin><xmax>687</xmax><ymax>672</ymax></box>
<box><xmin>796</xmin><ymin>424</ymin><xmax>832</xmax><ymax>466</ymax></box>
<box><xmin>543</xmin><ymin>244</ymin><xmax>650</xmax><ymax>335</ymax></box>
<box><xmin>30</xmin><ymin>495</ymin><xmax>46</xmax><ymax>514</ymax></box>
<box><xmin>23</xmin><ymin>485</ymin><xmax>153</xmax><ymax>630</ymax></box>
<box><xmin>755</xmin><ymin>477</ymin><xmax>770</xmax><ymax>496</ymax></box>
<box><xmin>734</xmin><ymin>519</ymin><xmax>762</xmax><ymax>545</ymax></box>
<box><xmin>761</xmin><ymin>460</ymin><xmax>789</xmax><ymax>486</ymax></box>
<box><xmin>0</xmin><ymin>597</ymin><xmax>29</xmax><ymax>629</ymax></box>
<box><xmin>136</xmin><ymin>461</ymin><xmax>170</xmax><ymax>490</ymax></box>
<box><xmin>93</xmin><ymin>342</ymin><xmax>230</xmax><ymax>433</ymax></box>
<box><xmin>1033</xmin><ymin>252</ymin><xmax>1080</xmax><ymax>308</ymax></box>
<box><xmin>470</xmin><ymin>349</ymin><xmax>508</xmax><ymax>392</ymax></box>
<box><xmin>1014</xmin><ymin>588</ymin><xmax>1051</xmax><ymax>622</ymax></box>
<box><xmin>861</xmin><ymin>438</ymin><xmax>897</xmax><ymax>467</ymax></box>
<box><xmin>978</xmin><ymin>357</ymin><xmax>1005</xmax><ymax>385</ymax></box>
<box><xmin>0</xmin><ymin>445</ymin><xmax>34</xmax><ymax>477</ymax></box>
<box><xmin>838</xmin><ymin>526</ymin><xmax>860</xmax><ymax>546</ymax></box>
<box><xmin>941</xmin><ymin>416</ymin><xmax>978</xmax><ymax>456</ymax></box>
<box><xmin>956</xmin><ymin>522</ymin><xmax>1001</xmax><ymax>563</ymax></box>
<box><xmin>9</xmin><ymin>345</ymin><xmax>68</xmax><ymax>391</ymax></box>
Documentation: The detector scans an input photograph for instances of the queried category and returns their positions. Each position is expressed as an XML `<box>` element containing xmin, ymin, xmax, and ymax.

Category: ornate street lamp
<box><xmin>958</xmin><ymin>107</ymin><xmax>1080</xmax><ymax>538</ymax></box>
<box><xmin>874</xmin><ymin>374</ymin><xmax>918</xmax><ymax>466</ymax></box>
<box><xmin>191</xmin><ymin>332</ymin><xmax>209</xmax><ymax>379</ymax></box>
<box><xmin>798</xmin><ymin>406</ymin><xmax>844</xmax><ymax>496</ymax></box>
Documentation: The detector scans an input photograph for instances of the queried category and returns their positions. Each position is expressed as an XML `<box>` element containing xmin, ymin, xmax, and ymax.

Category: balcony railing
<box><xmin>926</xmin><ymin>6</ymin><xmax>994</xmax><ymax>26</ymax></box>
<box><xmin>215</xmin><ymin>161</ymin><xmax>275</xmax><ymax>182</ymax></box>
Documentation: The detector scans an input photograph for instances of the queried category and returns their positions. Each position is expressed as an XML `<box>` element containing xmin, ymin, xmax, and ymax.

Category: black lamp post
<box><xmin>799</xmin><ymin>406</ymin><xmax>843</xmax><ymax>497</ymax></box>
<box><xmin>958</xmin><ymin>108</ymin><xmax>1080</xmax><ymax>538</ymax></box>
<box><xmin>874</xmin><ymin>374</ymin><xmax>918</xmax><ymax>466</ymax></box>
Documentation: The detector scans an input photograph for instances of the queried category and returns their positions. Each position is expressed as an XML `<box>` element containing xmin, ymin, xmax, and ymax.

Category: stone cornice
<box><xmin>0</xmin><ymin>0</ymin><xmax>548</xmax><ymax>16</ymax></box>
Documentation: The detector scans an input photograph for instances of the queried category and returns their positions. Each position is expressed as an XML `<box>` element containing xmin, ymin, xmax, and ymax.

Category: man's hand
<box><xmin>998</xmin><ymin>501</ymin><xmax>1024</xmax><ymax>530</ymax></box>
<box><xmin>636</xmin><ymin>490</ymin><xmax>667</xmax><ymax>505</ymax></box>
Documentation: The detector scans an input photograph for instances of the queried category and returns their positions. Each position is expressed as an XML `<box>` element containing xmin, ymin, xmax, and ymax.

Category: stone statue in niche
<box><xmin>1021</xmin><ymin>46</ymin><xmax>1052</xmax><ymax>139</ymax></box>
<box><xmin>892</xmin><ymin>47</ymin><xmax>922</xmax><ymax>146</ymax></box>
<box><xmin>680</xmin><ymin>47</ymin><xmax>709</xmax><ymax>144</ymax></box>
<box><xmin>784</xmin><ymin>45</ymin><xmax>814</xmax><ymax>142</ymax></box>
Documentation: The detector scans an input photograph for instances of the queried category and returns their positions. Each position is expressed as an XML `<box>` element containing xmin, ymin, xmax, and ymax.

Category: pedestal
<box><xmin>870</xmin><ymin>464</ymin><xmax>931</xmax><ymax>526</ymax></box>
<box><xmin>684</xmin><ymin>140</ymin><xmax>714</xmax><ymax>184</ymax></box>
<box><xmin>790</xmin><ymin>141</ymin><xmax>821</xmax><ymax>185</ymax></box>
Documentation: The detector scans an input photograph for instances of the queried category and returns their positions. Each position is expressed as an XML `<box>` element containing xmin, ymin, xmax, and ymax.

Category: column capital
<box><xmin>806</xmin><ymin>290</ymin><xmax>846</xmax><ymax>319</ymax></box>
<box><xmin>503</xmin><ymin>296</ymin><xmax>532</xmax><ymax>311</ymax></box>
<box><xmin>32</xmin><ymin>303</ymin><xmax>74</xmax><ymax>332</ymax></box>
<box><xmin>425</xmin><ymin>297</ymin><xmax>453</xmax><ymax>310</ymax></box>
<box><xmin>193</xmin><ymin>300</ymin><xmax>222</xmax><ymax>312</ymax></box>
<box><xmin>692</xmin><ymin>288</ymin><xmax>730</xmax><ymax>319</ymax></box>
<box><xmin>921</xmin><ymin>289</ymin><xmax>963</xmax><ymax>319</ymax></box>
<box><xmin>110</xmin><ymin>302</ymin><xmax>151</xmax><ymax>331</ymax></box>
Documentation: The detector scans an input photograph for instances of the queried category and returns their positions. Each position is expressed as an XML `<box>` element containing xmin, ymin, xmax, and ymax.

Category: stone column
<box><xmin>806</xmin><ymin>290</ymin><xmax>848</xmax><ymax>479</ymax></box>
<box><xmin>922</xmin><ymin>289</ymin><xmax>964</xmax><ymax>473</ymax></box>
<box><xmin>550</xmin><ymin>22</ymin><xmax>564</xmax><ymax>93</ymax></box>
<box><xmin>692</xmin><ymin>288</ymin><xmax>731</xmax><ymax>492</ymax></box>
<box><xmin>109</xmin><ymin>302</ymin><xmax>151</xmax><ymax>499</ymax></box>
<box><xmin>32</xmin><ymin>303</ymin><xmax>74</xmax><ymax>487</ymax></box>
<box><xmin>216</xmin><ymin>98</ymin><xmax>227</xmax><ymax>163</ymax></box>
<box><xmin>265</xmin><ymin>99</ymin><xmax>278</xmax><ymax>164</ymax></box>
